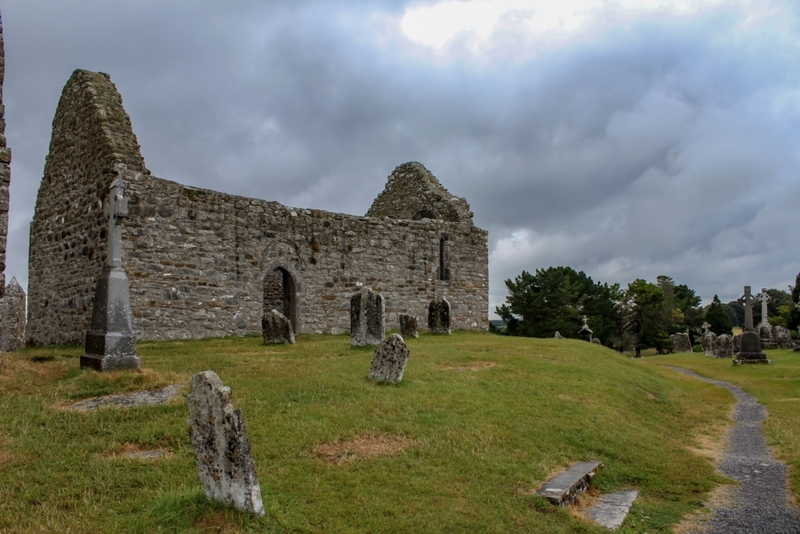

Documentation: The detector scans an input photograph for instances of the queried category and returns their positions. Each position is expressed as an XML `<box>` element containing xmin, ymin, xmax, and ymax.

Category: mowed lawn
<box><xmin>0</xmin><ymin>332</ymin><xmax>755</xmax><ymax>533</ymax></box>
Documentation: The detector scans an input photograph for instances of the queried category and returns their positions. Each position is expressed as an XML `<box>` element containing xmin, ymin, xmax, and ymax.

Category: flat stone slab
<box><xmin>587</xmin><ymin>489</ymin><xmax>638</xmax><ymax>531</ymax></box>
<box><xmin>69</xmin><ymin>384</ymin><xmax>182</xmax><ymax>411</ymax></box>
<box><xmin>535</xmin><ymin>460</ymin><xmax>603</xmax><ymax>506</ymax></box>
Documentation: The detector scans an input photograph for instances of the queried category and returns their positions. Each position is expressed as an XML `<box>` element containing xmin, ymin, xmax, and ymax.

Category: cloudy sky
<box><xmin>3</xmin><ymin>0</ymin><xmax>800</xmax><ymax>315</ymax></box>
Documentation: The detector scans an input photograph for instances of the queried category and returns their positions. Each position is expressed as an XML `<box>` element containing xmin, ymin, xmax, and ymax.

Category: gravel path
<box><xmin>669</xmin><ymin>367</ymin><xmax>800</xmax><ymax>534</ymax></box>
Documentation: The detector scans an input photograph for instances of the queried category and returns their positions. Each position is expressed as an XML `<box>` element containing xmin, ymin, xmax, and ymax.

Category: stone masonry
<box><xmin>0</xmin><ymin>277</ymin><xmax>25</xmax><ymax>351</ymax></box>
<box><xmin>26</xmin><ymin>70</ymin><xmax>489</xmax><ymax>344</ymax></box>
<box><xmin>0</xmin><ymin>14</ymin><xmax>11</xmax><ymax>297</ymax></box>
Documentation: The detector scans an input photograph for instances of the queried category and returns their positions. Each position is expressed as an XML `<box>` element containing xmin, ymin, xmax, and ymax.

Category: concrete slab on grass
<box><xmin>535</xmin><ymin>460</ymin><xmax>603</xmax><ymax>506</ymax></box>
<box><xmin>587</xmin><ymin>489</ymin><xmax>638</xmax><ymax>531</ymax></box>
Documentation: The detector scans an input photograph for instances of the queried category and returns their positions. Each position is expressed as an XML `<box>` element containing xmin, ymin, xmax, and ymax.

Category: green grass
<box><xmin>641</xmin><ymin>349</ymin><xmax>800</xmax><ymax>500</ymax></box>
<box><xmin>0</xmin><ymin>332</ymin><xmax>743</xmax><ymax>533</ymax></box>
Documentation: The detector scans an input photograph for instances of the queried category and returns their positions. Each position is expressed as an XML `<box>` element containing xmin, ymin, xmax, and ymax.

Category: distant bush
<box><xmin>692</xmin><ymin>344</ymin><xmax>703</xmax><ymax>353</ymax></box>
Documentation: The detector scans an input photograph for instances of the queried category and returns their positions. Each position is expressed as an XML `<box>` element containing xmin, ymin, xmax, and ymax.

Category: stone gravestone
<box><xmin>0</xmin><ymin>277</ymin><xmax>26</xmax><ymax>351</ymax></box>
<box><xmin>578</xmin><ymin>316</ymin><xmax>593</xmax><ymax>342</ymax></box>
<box><xmin>758</xmin><ymin>323</ymin><xmax>776</xmax><ymax>349</ymax></box>
<box><xmin>554</xmin><ymin>331</ymin><xmax>563</xmax><ymax>339</ymax></box>
<box><xmin>399</xmin><ymin>314</ymin><xmax>418</xmax><ymax>339</ymax></box>
<box><xmin>670</xmin><ymin>333</ymin><xmax>692</xmax><ymax>354</ymax></box>
<box><xmin>186</xmin><ymin>370</ymin><xmax>265</xmax><ymax>515</ymax></box>
<box><xmin>428</xmin><ymin>297</ymin><xmax>451</xmax><ymax>334</ymax></box>
<box><xmin>714</xmin><ymin>334</ymin><xmax>733</xmax><ymax>358</ymax></box>
<box><xmin>774</xmin><ymin>325</ymin><xmax>792</xmax><ymax>349</ymax></box>
<box><xmin>733</xmin><ymin>333</ymin><xmax>741</xmax><ymax>353</ymax></box>
<box><xmin>368</xmin><ymin>334</ymin><xmax>409</xmax><ymax>383</ymax></box>
<box><xmin>262</xmin><ymin>309</ymin><xmax>295</xmax><ymax>344</ymax></box>
<box><xmin>591</xmin><ymin>338</ymin><xmax>601</xmax><ymax>345</ymax></box>
<box><xmin>734</xmin><ymin>286</ymin><xmax>769</xmax><ymax>364</ymax></box>
<box><xmin>758</xmin><ymin>288</ymin><xmax>770</xmax><ymax>325</ymax></box>
<box><xmin>701</xmin><ymin>322</ymin><xmax>717</xmax><ymax>356</ymax></box>
<box><xmin>350</xmin><ymin>286</ymin><xmax>385</xmax><ymax>347</ymax></box>
<box><xmin>80</xmin><ymin>177</ymin><xmax>140</xmax><ymax>372</ymax></box>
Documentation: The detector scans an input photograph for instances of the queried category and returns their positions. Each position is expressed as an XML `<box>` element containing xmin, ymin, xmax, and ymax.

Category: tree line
<box><xmin>495</xmin><ymin>267</ymin><xmax>800</xmax><ymax>351</ymax></box>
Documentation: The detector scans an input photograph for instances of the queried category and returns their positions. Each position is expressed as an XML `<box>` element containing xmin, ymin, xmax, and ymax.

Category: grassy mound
<box><xmin>0</xmin><ymin>333</ymin><xmax>735</xmax><ymax>533</ymax></box>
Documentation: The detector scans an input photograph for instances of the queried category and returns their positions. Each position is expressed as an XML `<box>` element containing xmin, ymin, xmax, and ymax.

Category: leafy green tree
<box><xmin>704</xmin><ymin>295</ymin><xmax>733</xmax><ymax>335</ymax></box>
<box><xmin>496</xmin><ymin>266</ymin><xmax>615</xmax><ymax>343</ymax></box>
<box><xmin>656</xmin><ymin>276</ymin><xmax>704</xmax><ymax>342</ymax></box>
<box><xmin>627</xmin><ymin>279</ymin><xmax>665</xmax><ymax>349</ymax></box>
<box><xmin>763</xmin><ymin>288</ymin><xmax>792</xmax><ymax>327</ymax></box>
<box><xmin>724</xmin><ymin>300</ymin><xmax>744</xmax><ymax>327</ymax></box>
<box><xmin>788</xmin><ymin>273</ymin><xmax>800</xmax><ymax>332</ymax></box>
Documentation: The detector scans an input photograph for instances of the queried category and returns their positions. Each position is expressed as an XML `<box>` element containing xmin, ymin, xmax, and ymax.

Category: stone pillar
<box><xmin>0</xmin><ymin>277</ymin><xmax>25</xmax><ymax>351</ymax></box>
<box><xmin>80</xmin><ymin>177</ymin><xmax>140</xmax><ymax>371</ymax></box>
<box><xmin>735</xmin><ymin>286</ymin><xmax>769</xmax><ymax>364</ymax></box>
<box><xmin>350</xmin><ymin>286</ymin><xmax>385</xmax><ymax>347</ymax></box>
<box><xmin>0</xmin><ymin>13</ymin><xmax>11</xmax><ymax>297</ymax></box>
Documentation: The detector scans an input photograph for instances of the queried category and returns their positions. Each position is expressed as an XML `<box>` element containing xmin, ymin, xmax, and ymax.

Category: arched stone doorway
<box><xmin>263</xmin><ymin>266</ymin><xmax>298</xmax><ymax>332</ymax></box>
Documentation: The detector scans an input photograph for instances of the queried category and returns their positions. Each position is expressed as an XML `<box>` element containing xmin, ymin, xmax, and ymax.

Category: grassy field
<box><xmin>0</xmin><ymin>332</ymin><xmax>754</xmax><ymax>533</ymax></box>
<box><xmin>642</xmin><ymin>349</ymin><xmax>800</xmax><ymax>500</ymax></box>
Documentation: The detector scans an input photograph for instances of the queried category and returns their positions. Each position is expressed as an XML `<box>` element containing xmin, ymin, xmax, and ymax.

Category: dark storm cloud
<box><xmin>3</xmin><ymin>1</ymin><xmax>800</xmax><ymax>317</ymax></box>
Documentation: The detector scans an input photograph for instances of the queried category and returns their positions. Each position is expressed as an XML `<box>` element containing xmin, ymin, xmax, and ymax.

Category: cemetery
<box><xmin>1</xmin><ymin>11</ymin><xmax>800</xmax><ymax>534</ymax></box>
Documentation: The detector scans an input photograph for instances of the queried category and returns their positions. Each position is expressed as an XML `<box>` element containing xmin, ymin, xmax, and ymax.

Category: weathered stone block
<box><xmin>774</xmin><ymin>325</ymin><xmax>792</xmax><ymax>349</ymax></box>
<box><xmin>399</xmin><ymin>314</ymin><xmax>418</xmax><ymax>338</ymax></box>
<box><xmin>0</xmin><ymin>277</ymin><xmax>25</xmax><ymax>351</ymax></box>
<box><xmin>262</xmin><ymin>309</ymin><xmax>295</xmax><ymax>344</ymax></box>
<box><xmin>350</xmin><ymin>287</ymin><xmax>385</xmax><ymax>347</ymax></box>
<box><xmin>428</xmin><ymin>297</ymin><xmax>451</xmax><ymax>334</ymax></box>
<box><xmin>670</xmin><ymin>333</ymin><xmax>692</xmax><ymax>353</ymax></box>
<box><xmin>186</xmin><ymin>370</ymin><xmax>265</xmax><ymax>515</ymax></box>
<box><xmin>713</xmin><ymin>334</ymin><xmax>733</xmax><ymax>358</ymax></box>
<box><xmin>368</xmin><ymin>334</ymin><xmax>409</xmax><ymax>383</ymax></box>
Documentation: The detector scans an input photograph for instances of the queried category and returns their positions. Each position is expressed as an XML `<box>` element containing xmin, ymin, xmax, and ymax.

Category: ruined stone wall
<box><xmin>28</xmin><ymin>70</ymin><xmax>489</xmax><ymax>344</ymax></box>
<box><xmin>0</xmin><ymin>13</ymin><xmax>11</xmax><ymax>297</ymax></box>
<box><xmin>0</xmin><ymin>277</ymin><xmax>26</xmax><ymax>351</ymax></box>
<box><xmin>121</xmin><ymin>170</ymin><xmax>488</xmax><ymax>340</ymax></box>
<box><xmin>27</xmin><ymin>70</ymin><xmax>149</xmax><ymax>344</ymax></box>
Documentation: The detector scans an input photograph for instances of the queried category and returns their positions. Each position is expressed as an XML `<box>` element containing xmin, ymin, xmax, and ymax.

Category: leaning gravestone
<box><xmin>714</xmin><ymin>334</ymin><xmax>733</xmax><ymax>358</ymax></box>
<box><xmin>399</xmin><ymin>314</ymin><xmax>418</xmax><ymax>339</ymax></box>
<box><xmin>774</xmin><ymin>325</ymin><xmax>792</xmax><ymax>349</ymax></box>
<box><xmin>670</xmin><ymin>333</ymin><xmax>692</xmax><ymax>354</ymax></box>
<box><xmin>0</xmin><ymin>277</ymin><xmax>26</xmax><ymax>351</ymax></box>
<box><xmin>368</xmin><ymin>334</ymin><xmax>410</xmax><ymax>383</ymax></box>
<box><xmin>350</xmin><ymin>286</ymin><xmax>385</xmax><ymax>347</ymax></box>
<box><xmin>81</xmin><ymin>177</ymin><xmax>140</xmax><ymax>371</ymax></box>
<box><xmin>428</xmin><ymin>297</ymin><xmax>451</xmax><ymax>334</ymax></box>
<box><xmin>186</xmin><ymin>370</ymin><xmax>265</xmax><ymax>515</ymax></box>
<box><xmin>262</xmin><ymin>309</ymin><xmax>295</xmax><ymax>344</ymax></box>
<box><xmin>734</xmin><ymin>286</ymin><xmax>769</xmax><ymax>364</ymax></box>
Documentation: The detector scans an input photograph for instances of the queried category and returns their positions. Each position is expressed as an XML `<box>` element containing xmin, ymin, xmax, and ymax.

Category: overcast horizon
<box><xmin>3</xmin><ymin>0</ymin><xmax>800</xmax><ymax>317</ymax></box>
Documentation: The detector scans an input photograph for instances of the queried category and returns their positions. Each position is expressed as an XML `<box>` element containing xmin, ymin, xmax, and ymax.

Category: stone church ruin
<box><xmin>27</xmin><ymin>69</ymin><xmax>489</xmax><ymax>345</ymax></box>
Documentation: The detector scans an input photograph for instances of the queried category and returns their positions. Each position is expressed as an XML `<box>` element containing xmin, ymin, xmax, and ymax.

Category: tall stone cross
<box><xmin>105</xmin><ymin>177</ymin><xmax>128</xmax><ymax>268</ymax></box>
<box><xmin>757</xmin><ymin>288</ymin><xmax>770</xmax><ymax>325</ymax></box>
<box><xmin>702</xmin><ymin>322</ymin><xmax>712</xmax><ymax>335</ymax></box>
<box><xmin>740</xmin><ymin>286</ymin><xmax>757</xmax><ymax>332</ymax></box>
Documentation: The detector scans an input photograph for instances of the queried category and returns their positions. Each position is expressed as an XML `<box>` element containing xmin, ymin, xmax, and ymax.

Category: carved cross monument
<box><xmin>80</xmin><ymin>177</ymin><xmax>140</xmax><ymax>371</ymax></box>
<box><xmin>734</xmin><ymin>286</ymin><xmax>769</xmax><ymax>365</ymax></box>
<box><xmin>757</xmin><ymin>288</ymin><xmax>770</xmax><ymax>326</ymax></box>
<box><xmin>702</xmin><ymin>322</ymin><xmax>712</xmax><ymax>335</ymax></box>
<box><xmin>578</xmin><ymin>315</ymin><xmax>593</xmax><ymax>342</ymax></box>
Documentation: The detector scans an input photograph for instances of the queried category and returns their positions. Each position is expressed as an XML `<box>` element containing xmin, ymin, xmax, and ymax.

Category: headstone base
<box><xmin>733</xmin><ymin>357</ymin><xmax>771</xmax><ymax>365</ymax></box>
<box><xmin>80</xmin><ymin>353</ymin><xmax>141</xmax><ymax>372</ymax></box>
